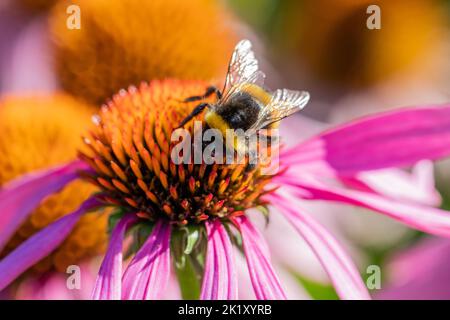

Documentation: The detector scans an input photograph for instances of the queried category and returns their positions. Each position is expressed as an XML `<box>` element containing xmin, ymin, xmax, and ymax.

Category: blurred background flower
<box><xmin>278</xmin><ymin>0</ymin><xmax>446</xmax><ymax>87</ymax></box>
<box><xmin>229</xmin><ymin>0</ymin><xmax>449</xmax><ymax>119</ymax></box>
<box><xmin>0</xmin><ymin>0</ymin><xmax>243</xmax><ymax>299</ymax></box>
<box><xmin>0</xmin><ymin>94</ymin><xmax>107</xmax><ymax>298</ymax></box>
<box><xmin>50</xmin><ymin>0</ymin><xmax>240</xmax><ymax>106</ymax></box>
<box><xmin>377</xmin><ymin>237</ymin><xmax>450</xmax><ymax>299</ymax></box>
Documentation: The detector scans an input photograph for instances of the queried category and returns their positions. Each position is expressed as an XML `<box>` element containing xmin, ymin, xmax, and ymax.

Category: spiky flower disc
<box><xmin>0</xmin><ymin>95</ymin><xmax>107</xmax><ymax>273</ymax></box>
<box><xmin>81</xmin><ymin>80</ymin><xmax>272</xmax><ymax>226</ymax></box>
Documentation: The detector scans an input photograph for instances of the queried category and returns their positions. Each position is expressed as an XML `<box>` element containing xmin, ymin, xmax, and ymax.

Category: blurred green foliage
<box><xmin>296</xmin><ymin>274</ymin><xmax>339</xmax><ymax>300</ymax></box>
<box><xmin>227</xmin><ymin>0</ymin><xmax>281</xmax><ymax>33</ymax></box>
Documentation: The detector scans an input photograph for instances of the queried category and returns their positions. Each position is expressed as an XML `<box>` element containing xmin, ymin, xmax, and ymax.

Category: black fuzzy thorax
<box><xmin>216</xmin><ymin>92</ymin><xmax>261</xmax><ymax>131</ymax></box>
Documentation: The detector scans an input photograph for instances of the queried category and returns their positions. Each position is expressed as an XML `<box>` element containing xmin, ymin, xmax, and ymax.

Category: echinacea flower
<box><xmin>0</xmin><ymin>95</ymin><xmax>107</xmax><ymax>282</ymax></box>
<box><xmin>49</xmin><ymin>0</ymin><xmax>239</xmax><ymax>106</ymax></box>
<box><xmin>1</xmin><ymin>79</ymin><xmax>450</xmax><ymax>300</ymax></box>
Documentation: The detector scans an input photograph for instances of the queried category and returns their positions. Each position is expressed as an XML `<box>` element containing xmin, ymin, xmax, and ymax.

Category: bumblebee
<box><xmin>178</xmin><ymin>39</ymin><xmax>310</xmax><ymax>152</ymax></box>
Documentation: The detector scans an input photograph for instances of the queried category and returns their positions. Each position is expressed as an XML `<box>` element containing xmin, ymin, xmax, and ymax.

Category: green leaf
<box><xmin>184</xmin><ymin>230</ymin><xmax>200</xmax><ymax>254</ymax></box>
<box><xmin>175</xmin><ymin>255</ymin><xmax>202</xmax><ymax>300</ymax></box>
<box><xmin>184</xmin><ymin>228</ymin><xmax>200</xmax><ymax>255</ymax></box>
<box><xmin>107</xmin><ymin>207</ymin><xmax>126</xmax><ymax>234</ymax></box>
<box><xmin>296</xmin><ymin>274</ymin><xmax>339</xmax><ymax>300</ymax></box>
<box><xmin>172</xmin><ymin>229</ymin><xmax>186</xmax><ymax>269</ymax></box>
<box><xmin>171</xmin><ymin>226</ymin><xmax>207</xmax><ymax>299</ymax></box>
<box><xmin>172</xmin><ymin>225</ymin><xmax>204</xmax><ymax>264</ymax></box>
<box><xmin>123</xmin><ymin>221</ymin><xmax>154</xmax><ymax>260</ymax></box>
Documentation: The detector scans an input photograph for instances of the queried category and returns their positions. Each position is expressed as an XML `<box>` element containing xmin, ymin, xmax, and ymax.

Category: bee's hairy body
<box><xmin>204</xmin><ymin>83</ymin><xmax>275</xmax><ymax>154</ymax></box>
<box><xmin>205</xmin><ymin>83</ymin><xmax>275</xmax><ymax>136</ymax></box>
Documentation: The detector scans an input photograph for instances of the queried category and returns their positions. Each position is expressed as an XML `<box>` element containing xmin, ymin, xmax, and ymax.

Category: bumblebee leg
<box><xmin>177</xmin><ymin>103</ymin><xmax>210</xmax><ymax>128</ymax></box>
<box><xmin>183</xmin><ymin>86</ymin><xmax>222</xmax><ymax>102</ymax></box>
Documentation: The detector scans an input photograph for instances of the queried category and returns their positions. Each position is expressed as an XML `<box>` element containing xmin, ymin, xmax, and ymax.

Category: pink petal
<box><xmin>341</xmin><ymin>161</ymin><xmax>441</xmax><ymax>207</ymax></box>
<box><xmin>236</xmin><ymin>216</ymin><xmax>286</xmax><ymax>300</ymax></box>
<box><xmin>0</xmin><ymin>197</ymin><xmax>99</xmax><ymax>291</ymax></box>
<box><xmin>377</xmin><ymin>238</ymin><xmax>450</xmax><ymax>299</ymax></box>
<box><xmin>279</xmin><ymin>177</ymin><xmax>450</xmax><ymax>238</ymax></box>
<box><xmin>251</xmin><ymin>205</ymin><xmax>335</xmax><ymax>285</ymax></box>
<box><xmin>281</xmin><ymin>106</ymin><xmax>450</xmax><ymax>176</ymax></box>
<box><xmin>388</xmin><ymin>237</ymin><xmax>450</xmax><ymax>285</ymax></box>
<box><xmin>15</xmin><ymin>262</ymin><xmax>98</xmax><ymax>300</ymax></box>
<box><xmin>92</xmin><ymin>214</ymin><xmax>138</xmax><ymax>300</ymax></box>
<box><xmin>235</xmin><ymin>247</ymin><xmax>311</xmax><ymax>300</ymax></box>
<box><xmin>412</xmin><ymin>160</ymin><xmax>440</xmax><ymax>204</ymax></box>
<box><xmin>162</xmin><ymin>272</ymin><xmax>182</xmax><ymax>300</ymax></box>
<box><xmin>0</xmin><ymin>160</ymin><xmax>89</xmax><ymax>250</ymax></box>
<box><xmin>200</xmin><ymin>220</ymin><xmax>238</xmax><ymax>300</ymax></box>
<box><xmin>121</xmin><ymin>220</ymin><xmax>171</xmax><ymax>300</ymax></box>
<box><xmin>5</xmin><ymin>16</ymin><xmax>57</xmax><ymax>94</ymax></box>
<box><xmin>279</xmin><ymin>115</ymin><xmax>327</xmax><ymax>147</ymax></box>
<box><xmin>268</xmin><ymin>193</ymin><xmax>371</xmax><ymax>300</ymax></box>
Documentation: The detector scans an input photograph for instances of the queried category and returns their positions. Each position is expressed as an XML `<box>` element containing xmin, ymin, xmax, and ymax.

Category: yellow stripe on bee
<box><xmin>205</xmin><ymin>111</ymin><xmax>240</xmax><ymax>150</ymax></box>
<box><xmin>240</xmin><ymin>83</ymin><xmax>272</xmax><ymax>105</ymax></box>
<box><xmin>241</xmin><ymin>83</ymin><xmax>280</xmax><ymax>128</ymax></box>
<box><xmin>205</xmin><ymin>84</ymin><xmax>274</xmax><ymax>150</ymax></box>
<box><xmin>205</xmin><ymin>111</ymin><xmax>229</xmax><ymax>137</ymax></box>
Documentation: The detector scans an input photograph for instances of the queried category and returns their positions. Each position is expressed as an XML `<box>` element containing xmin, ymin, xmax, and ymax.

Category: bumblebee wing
<box><xmin>250</xmin><ymin>89</ymin><xmax>310</xmax><ymax>129</ymax></box>
<box><xmin>221</xmin><ymin>40</ymin><xmax>265</xmax><ymax>101</ymax></box>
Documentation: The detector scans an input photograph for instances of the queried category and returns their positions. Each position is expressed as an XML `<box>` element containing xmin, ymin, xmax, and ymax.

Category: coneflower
<box><xmin>0</xmin><ymin>95</ymin><xmax>107</xmax><ymax>276</ymax></box>
<box><xmin>1</xmin><ymin>80</ymin><xmax>450</xmax><ymax>300</ymax></box>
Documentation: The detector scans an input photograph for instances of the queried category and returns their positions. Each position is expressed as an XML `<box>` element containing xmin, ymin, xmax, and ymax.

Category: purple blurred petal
<box><xmin>378</xmin><ymin>238</ymin><xmax>450</xmax><ymax>299</ymax></box>
<box><xmin>0</xmin><ymin>3</ymin><xmax>28</xmax><ymax>93</ymax></box>
<box><xmin>279</xmin><ymin>115</ymin><xmax>327</xmax><ymax>147</ymax></box>
<box><xmin>282</xmin><ymin>106</ymin><xmax>450</xmax><ymax>176</ymax></box>
<box><xmin>3</xmin><ymin>16</ymin><xmax>57</xmax><ymax>94</ymax></box>
<box><xmin>0</xmin><ymin>160</ymin><xmax>89</xmax><ymax>251</ymax></box>
<box><xmin>162</xmin><ymin>272</ymin><xmax>182</xmax><ymax>300</ymax></box>
<box><xmin>0</xmin><ymin>197</ymin><xmax>99</xmax><ymax>291</ymax></box>
<box><xmin>200</xmin><ymin>220</ymin><xmax>237</xmax><ymax>300</ymax></box>
<box><xmin>14</xmin><ymin>262</ymin><xmax>98</xmax><ymax>300</ymax></box>
<box><xmin>236</xmin><ymin>216</ymin><xmax>286</xmax><ymax>300</ymax></box>
<box><xmin>269</xmin><ymin>193</ymin><xmax>370</xmax><ymax>300</ymax></box>
<box><xmin>122</xmin><ymin>220</ymin><xmax>171</xmax><ymax>300</ymax></box>
<box><xmin>92</xmin><ymin>214</ymin><xmax>138</xmax><ymax>300</ymax></box>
